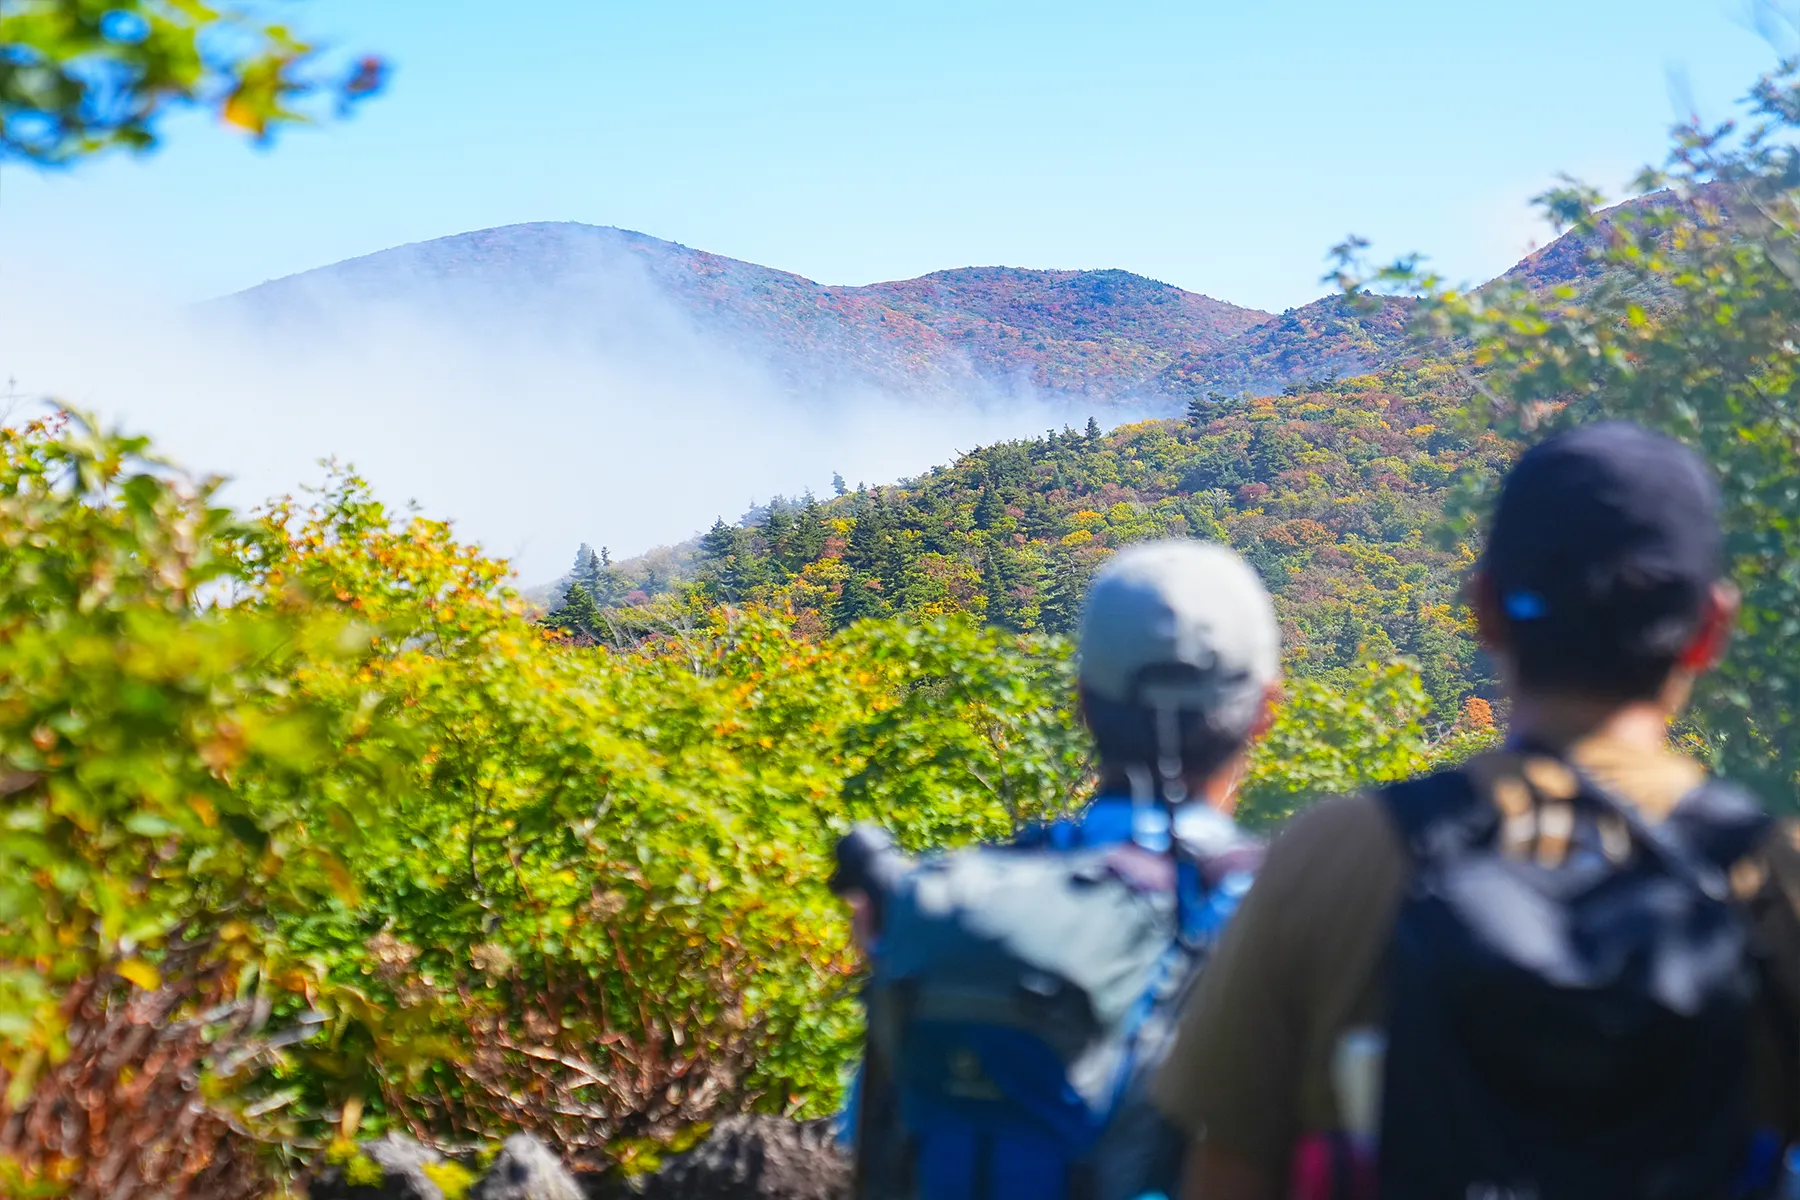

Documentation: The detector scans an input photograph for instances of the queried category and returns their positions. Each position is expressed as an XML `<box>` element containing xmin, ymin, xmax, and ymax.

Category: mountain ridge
<box><xmin>223</xmin><ymin>192</ymin><xmax>1657</xmax><ymax>414</ymax></box>
<box><xmin>219</xmin><ymin>222</ymin><xmax>1366</xmax><ymax>406</ymax></box>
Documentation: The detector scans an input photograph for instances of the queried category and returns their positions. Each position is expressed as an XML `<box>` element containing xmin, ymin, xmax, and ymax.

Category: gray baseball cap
<box><xmin>1077</xmin><ymin>540</ymin><xmax>1281</xmax><ymax>736</ymax></box>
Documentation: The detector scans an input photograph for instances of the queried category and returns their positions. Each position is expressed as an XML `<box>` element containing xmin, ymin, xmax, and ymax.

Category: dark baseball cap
<box><xmin>1484</xmin><ymin>421</ymin><xmax>1724</xmax><ymax>688</ymax></box>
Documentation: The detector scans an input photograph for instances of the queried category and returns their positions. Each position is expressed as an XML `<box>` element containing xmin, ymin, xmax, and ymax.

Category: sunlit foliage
<box><xmin>0</xmin><ymin>415</ymin><xmax>1476</xmax><ymax>1190</ymax></box>
<box><xmin>0</xmin><ymin>0</ymin><xmax>383</xmax><ymax>163</ymax></box>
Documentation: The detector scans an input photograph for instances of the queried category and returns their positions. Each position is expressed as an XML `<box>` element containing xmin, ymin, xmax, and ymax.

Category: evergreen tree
<box><xmin>792</xmin><ymin>493</ymin><xmax>828</xmax><ymax>564</ymax></box>
<box><xmin>592</xmin><ymin>545</ymin><xmax>621</xmax><ymax>605</ymax></box>
<box><xmin>973</xmin><ymin>486</ymin><xmax>1004</xmax><ymax>531</ymax></box>
<box><xmin>1085</xmin><ymin>416</ymin><xmax>1102</xmax><ymax>441</ymax></box>
<box><xmin>879</xmin><ymin>526</ymin><xmax>913</xmax><ymax>599</ymax></box>
<box><xmin>1247</xmin><ymin>423</ymin><xmax>1283</xmax><ymax>484</ymax></box>
<box><xmin>719</xmin><ymin>551</ymin><xmax>765</xmax><ymax>602</ymax></box>
<box><xmin>1038</xmin><ymin>555</ymin><xmax>1088</xmax><ymax>636</ymax></box>
<box><xmin>983</xmin><ymin>550</ymin><xmax>1028</xmax><ymax>631</ymax></box>
<box><xmin>831</xmin><ymin>471</ymin><xmax>849</xmax><ymax>497</ymax></box>
<box><xmin>832</xmin><ymin>571</ymin><xmax>889</xmax><ymax>629</ymax></box>
<box><xmin>699</xmin><ymin>518</ymin><xmax>738</xmax><ymax>565</ymax></box>
<box><xmin>761</xmin><ymin>504</ymin><xmax>795</xmax><ymax>575</ymax></box>
<box><xmin>570</xmin><ymin>543</ymin><xmax>602</xmax><ymax>592</ymax></box>
<box><xmin>1327</xmin><ymin>608</ymin><xmax>1365</xmax><ymax>669</ymax></box>
<box><xmin>844</xmin><ymin>495</ymin><xmax>887</xmax><ymax>576</ymax></box>
<box><xmin>1185</xmin><ymin>397</ymin><xmax>1209</xmax><ymax>430</ymax></box>
<box><xmin>836</xmin><ymin>495</ymin><xmax>895</xmax><ymax>628</ymax></box>
<box><xmin>548</xmin><ymin>581</ymin><xmax>604</xmax><ymax>640</ymax></box>
<box><xmin>698</xmin><ymin>517</ymin><xmax>766</xmax><ymax>602</ymax></box>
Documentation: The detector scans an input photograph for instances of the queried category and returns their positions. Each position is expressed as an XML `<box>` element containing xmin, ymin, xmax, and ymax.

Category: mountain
<box><xmin>223</xmin><ymin>224</ymin><xmax>1274</xmax><ymax>408</ymax></box>
<box><xmin>1499</xmin><ymin>186</ymin><xmax>1709</xmax><ymax>299</ymax></box>
<box><xmin>548</xmin><ymin>194</ymin><xmax>1696</xmax><ymax>716</ymax></box>
<box><xmin>1153</xmin><ymin>293</ymin><xmax>1420</xmax><ymax>398</ymax></box>
<box><xmin>222</xmin><ymin>189</ymin><xmax>1680</xmax><ymax>416</ymax></box>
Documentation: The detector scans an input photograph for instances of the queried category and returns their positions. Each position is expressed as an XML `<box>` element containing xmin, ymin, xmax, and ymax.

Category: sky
<box><xmin>1</xmin><ymin>0</ymin><xmax>1787</xmax><ymax>310</ymax></box>
<box><xmin>0</xmin><ymin>0</ymin><xmax>1789</xmax><ymax>579</ymax></box>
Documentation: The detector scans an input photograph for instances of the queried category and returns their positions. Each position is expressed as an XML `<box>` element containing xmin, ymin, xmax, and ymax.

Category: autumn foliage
<box><xmin>0</xmin><ymin>412</ymin><xmax>1486</xmax><ymax>1193</ymax></box>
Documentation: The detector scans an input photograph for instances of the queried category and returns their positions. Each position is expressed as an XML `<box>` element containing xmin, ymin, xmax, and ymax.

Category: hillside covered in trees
<box><xmin>556</xmin><ymin>360</ymin><xmax>1506</xmax><ymax>718</ymax></box>
<box><xmin>549</xmin><ymin>188</ymin><xmax>1707</xmax><ymax>723</ymax></box>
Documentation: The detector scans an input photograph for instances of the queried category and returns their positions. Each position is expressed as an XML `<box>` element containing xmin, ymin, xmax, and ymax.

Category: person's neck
<box><xmin>1507</xmin><ymin>691</ymin><xmax>1677</xmax><ymax>754</ymax></box>
<box><xmin>1096</xmin><ymin>763</ymin><xmax>1242</xmax><ymax>815</ymax></box>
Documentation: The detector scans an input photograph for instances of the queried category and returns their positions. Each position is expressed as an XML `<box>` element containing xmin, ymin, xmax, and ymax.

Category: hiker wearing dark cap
<box><xmin>832</xmin><ymin>539</ymin><xmax>1282</xmax><ymax>1200</ymax></box>
<box><xmin>1155</xmin><ymin>421</ymin><xmax>1800</xmax><ymax>1200</ymax></box>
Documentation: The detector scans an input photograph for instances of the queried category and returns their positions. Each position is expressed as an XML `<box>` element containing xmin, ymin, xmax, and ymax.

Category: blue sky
<box><xmin>0</xmin><ymin>1</ymin><xmax>1791</xmax><ymax>579</ymax></box>
<box><xmin>1</xmin><ymin>0</ymin><xmax>1788</xmax><ymax>312</ymax></box>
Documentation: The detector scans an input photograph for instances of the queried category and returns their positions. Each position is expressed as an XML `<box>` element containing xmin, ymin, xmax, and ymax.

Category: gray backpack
<box><xmin>834</xmin><ymin>800</ymin><xmax>1261</xmax><ymax>1200</ymax></box>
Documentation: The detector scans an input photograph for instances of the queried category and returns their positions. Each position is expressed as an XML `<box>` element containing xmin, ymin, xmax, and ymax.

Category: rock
<box><xmin>311</xmin><ymin>1133</ymin><xmax>448</xmax><ymax>1200</ymax></box>
<box><xmin>641</xmin><ymin>1117</ymin><xmax>849</xmax><ymax>1200</ymax></box>
<box><xmin>572</xmin><ymin>1173</ymin><xmax>644</xmax><ymax>1200</ymax></box>
<box><xmin>573</xmin><ymin>1168</ymin><xmax>645</xmax><ymax>1200</ymax></box>
<box><xmin>471</xmin><ymin>1133</ymin><xmax>586</xmax><ymax>1200</ymax></box>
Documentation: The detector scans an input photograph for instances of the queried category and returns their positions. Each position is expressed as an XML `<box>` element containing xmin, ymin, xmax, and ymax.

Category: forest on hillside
<box><xmin>554</xmin><ymin>360</ymin><xmax>1505</xmax><ymax>720</ymax></box>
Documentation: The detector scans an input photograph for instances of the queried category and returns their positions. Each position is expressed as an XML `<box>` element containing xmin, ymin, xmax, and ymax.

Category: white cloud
<box><xmin>0</xmin><ymin>245</ymin><xmax>1127</xmax><ymax>583</ymax></box>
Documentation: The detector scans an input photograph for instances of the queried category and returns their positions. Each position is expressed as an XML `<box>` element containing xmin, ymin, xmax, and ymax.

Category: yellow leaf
<box><xmin>117</xmin><ymin>959</ymin><xmax>160</xmax><ymax>990</ymax></box>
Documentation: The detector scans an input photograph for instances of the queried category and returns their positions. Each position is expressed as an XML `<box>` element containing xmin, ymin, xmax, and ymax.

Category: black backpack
<box><xmin>1377</xmin><ymin>760</ymin><xmax>1782</xmax><ymax>1200</ymax></box>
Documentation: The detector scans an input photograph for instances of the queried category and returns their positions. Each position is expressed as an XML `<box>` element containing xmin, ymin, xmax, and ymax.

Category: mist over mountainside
<box><xmin>223</xmin><ymin>223</ymin><xmax>1276</xmax><ymax>406</ymax></box>
<box><xmin>533</xmin><ymin>194</ymin><xmax>1672</xmax><ymax>613</ymax></box>
<box><xmin>223</xmin><ymin>195</ymin><xmax>1638</xmax><ymax>413</ymax></box>
<box><xmin>0</xmin><ymin>198</ymin><xmax>1636</xmax><ymax>586</ymax></box>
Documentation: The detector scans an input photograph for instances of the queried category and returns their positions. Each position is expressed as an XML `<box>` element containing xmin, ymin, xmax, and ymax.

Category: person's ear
<box><xmin>1247</xmin><ymin>679</ymin><xmax>1283</xmax><ymax>741</ymax></box>
<box><xmin>1468</xmin><ymin>570</ymin><xmax>1510</xmax><ymax>655</ymax></box>
<box><xmin>1677</xmin><ymin>580</ymin><xmax>1739</xmax><ymax>673</ymax></box>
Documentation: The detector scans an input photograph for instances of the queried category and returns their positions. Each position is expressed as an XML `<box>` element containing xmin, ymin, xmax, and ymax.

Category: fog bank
<box><xmin>0</xmin><ymin>253</ymin><xmax>1142</xmax><ymax>584</ymax></box>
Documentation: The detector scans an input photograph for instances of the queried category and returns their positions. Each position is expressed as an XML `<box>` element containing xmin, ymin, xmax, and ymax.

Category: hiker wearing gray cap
<box><xmin>1078</xmin><ymin>540</ymin><xmax>1283</xmax><ymax>818</ymax></box>
<box><xmin>832</xmin><ymin>539</ymin><xmax>1283</xmax><ymax>1200</ymax></box>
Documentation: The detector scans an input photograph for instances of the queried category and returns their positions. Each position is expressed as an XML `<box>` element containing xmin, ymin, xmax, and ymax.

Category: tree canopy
<box><xmin>1337</xmin><ymin>58</ymin><xmax>1800</xmax><ymax>797</ymax></box>
<box><xmin>0</xmin><ymin>0</ymin><xmax>383</xmax><ymax>163</ymax></box>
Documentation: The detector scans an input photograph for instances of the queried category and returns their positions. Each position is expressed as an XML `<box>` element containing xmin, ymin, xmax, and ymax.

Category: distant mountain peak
<box><xmin>221</xmin><ymin>213</ymin><xmax>1614</xmax><ymax>408</ymax></box>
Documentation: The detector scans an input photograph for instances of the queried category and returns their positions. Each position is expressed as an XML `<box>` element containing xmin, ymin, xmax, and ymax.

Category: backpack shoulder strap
<box><xmin>1663</xmin><ymin>778</ymin><xmax>1773</xmax><ymax>874</ymax></box>
<box><xmin>1376</xmin><ymin>767</ymin><xmax>1486</xmax><ymax>859</ymax></box>
<box><xmin>1742</xmin><ymin>819</ymin><xmax>1800</xmax><ymax>1139</ymax></box>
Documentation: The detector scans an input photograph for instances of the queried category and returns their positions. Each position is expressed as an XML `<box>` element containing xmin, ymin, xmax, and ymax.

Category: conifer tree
<box><xmin>761</xmin><ymin>504</ymin><xmax>795</xmax><ymax>575</ymax></box>
<box><xmin>1327</xmin><ymin>608</ymin><xmax>1365</xmax><ymax>669</ymax></box>
<box><xmin>570</xmin><ymin>543</ymin><xmax>603</xmax><ymax>591</ymax></box>
<box><xmin>592</xmin><ymin>545</ymin><xmax>621</xmax><ymax>605</ymax></box>
<box><xmin>1038</xmin><ymin>555</ymin><xmax>1089</xmax><ymax>636</ymax></box>
<box><xmin>698</xmin><ymin>518</ymin><xmax>765</xmax><ymax>602</ymax></box>
<box><xmin>879</xmin><ymin>527</ymin><xmax>913</xmax><ymax>600</ymax></box>
<box><xmin>548</xmin><ymin>581</ymin><xmax>604</xmax><ymax>640</ymax></box>
<box><xmin>973</xmin><ymin>486</ymin><xmax>1004</xmax><ymax>531</ymax></box>
<box><xmin>1085</xmin><ymin>416</ymin><xmax>1102</xmax><ymax>441</ymax></box>
<box><xmin>844</xmin><ymin>495</ymin><xmax>887</xmax><ymax>576</ymax></box>
<box><xmin>1247</xmin><ymin>423</ymin><xmax>1283</xmax><ymax>484</ymax></box>
<box><xmin>699</xmin><ymin>518</ymin><xmax>738</xmax><ymax>565</ymax></box>
<box><xmin>982</xmin><ymin>550</ymin><xmax>1024</xmax><ymax>631</ymax></box>
<box><xmin>832</xmin><ymin>572</ymin><xmax>888</xmax><ymax>628</ymax></box>
<box><xmin>835</xmin><ymin>496</ymin><xmax>895</xmax><ymax>627</ymax></box>
<box><xmin>793</xmin><ymin>493</ymin><xmax>828</xmax><ymax>563</ymax></box>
